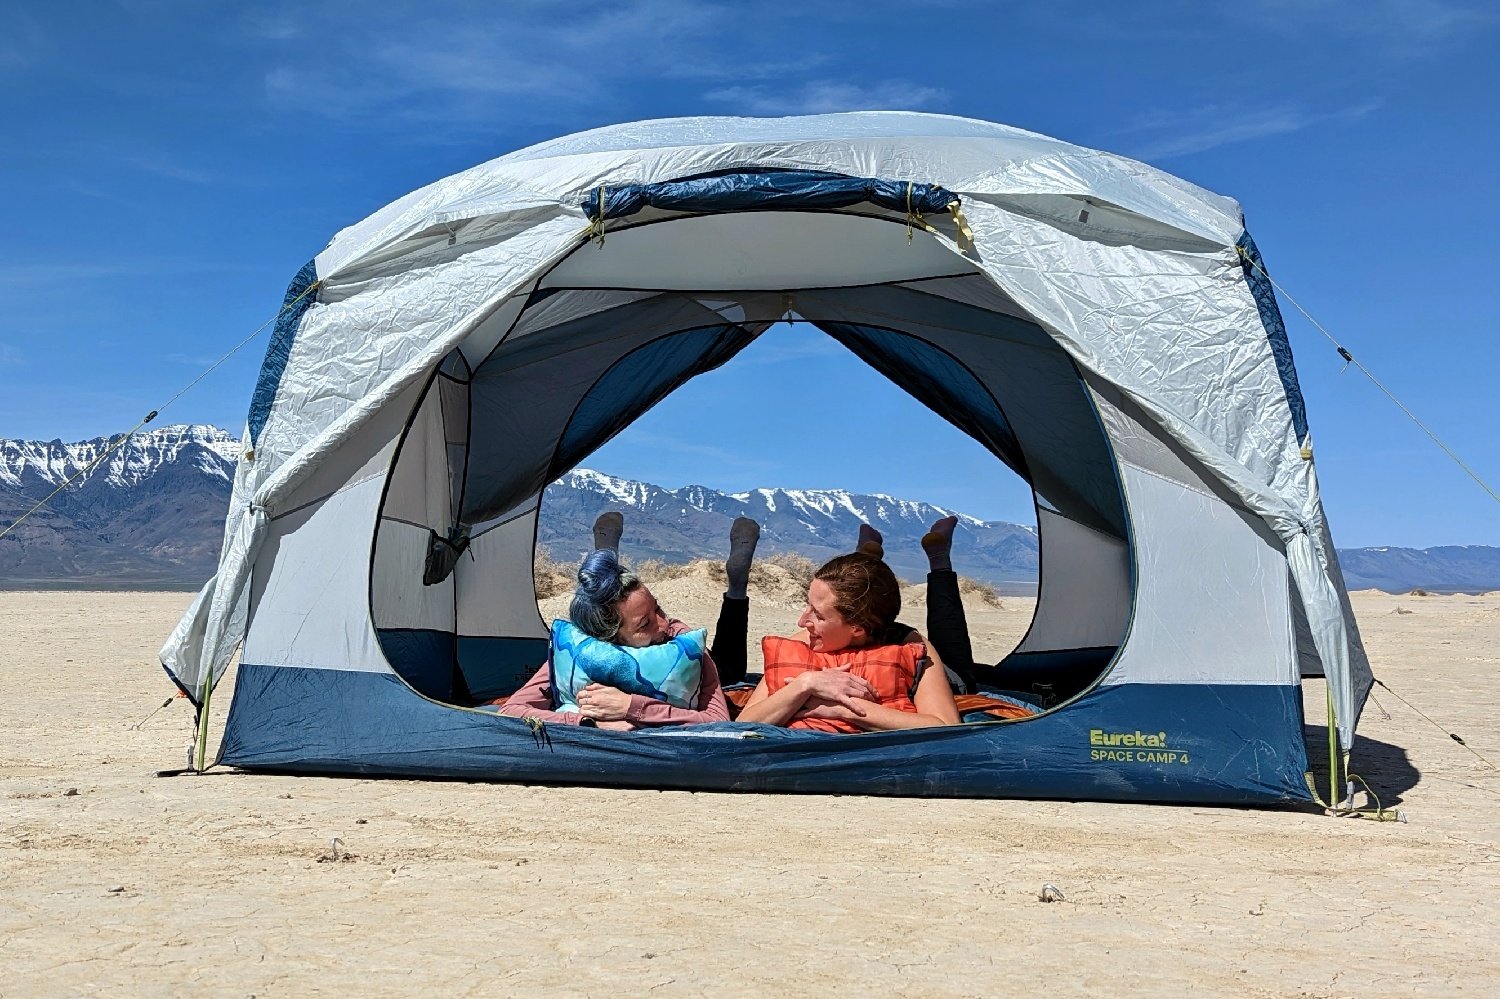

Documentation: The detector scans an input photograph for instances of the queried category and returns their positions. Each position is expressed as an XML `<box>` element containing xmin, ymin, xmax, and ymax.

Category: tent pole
<box><xmin>1326</xmin><ymin>685</ymin><xmax>1342</xmax><ymax>808</ymax></box>
<box><xmin>193</xmin><ymin>673</ymin><xmax>216</xmax><ymax>772</ymax></box>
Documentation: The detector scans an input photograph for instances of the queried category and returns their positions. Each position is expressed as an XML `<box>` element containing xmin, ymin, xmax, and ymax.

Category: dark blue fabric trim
<box><xmin>247</xmin><ymin>258</ymin><xmax>319</xmax><ymax>446</ymax></box>
<box><xmin>374</xmin><ymin>628</ymin><xmax>458</xmax><ymax>702</ymax></box>
<box><xmin>547</xmin><ymin>324</ymin><xmax>754</xmax><ymax>483</ymax></box>
<box><xmin>457</xmin><ymin>635</ymin><xmax>550</xmax><ymax>701</ymax></box>
<box><xmin>220</xmin><ymin>664</ymin><xmax>1312</xmax><ymax>805</ymax></box>
<box><xmin>815</xmin><ymin>321</ymin><xmax>1028</xmax><ymax>480</ymax></box>
<box><xmin>1237</xmin><ymin>232</ymin><xmax>1309</xmax><ymax>442</ymax></box>
<box><xmin>582</xmin><ymin>169</ymin><xmax>958</xmax><ymax>222</ymax></box>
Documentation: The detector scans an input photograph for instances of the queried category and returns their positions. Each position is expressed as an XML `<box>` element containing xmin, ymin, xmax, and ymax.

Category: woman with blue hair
<box><xmin>498</xmin><ymin>515</ymin><xmax>759</xmax><ymax>730</ymax></box>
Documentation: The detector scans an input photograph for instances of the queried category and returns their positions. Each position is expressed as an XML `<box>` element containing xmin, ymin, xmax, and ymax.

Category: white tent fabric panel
<box><xmin>1086</xmin><ymin>378</ymin><xmax>1223</xmax><ymax>497</ymax></box>
<box><xmin>266</xmin><ymin>378</ymin><xmax>417</xmax><ymax>515</ymax></box>
<box><xmin>960</xmin><ymin>196</ymin><xmax>1356</xmax><ymax>737</ymax></box>
<box><xmin>961</xmin><ymin>199</ymin><xmax>1304</xmax><ymax>517</ymax></box>
<box><xmin>892</xmin><ymin>275</ymin><xmax>1039</xmax><ymax>325</ymax></box>
<box><xmin>314</xmin><ymin>113</ymin><xmax>1243</xmax><ymax>281</ymax></box>
<box><xmin>371</xmin><ymin>519</ymin><xmax>454</xmax><ymax>633</ymax></box>
<box><xmin>455</xmin><ymin>507</ymin><xmax>548</xmax><ymax>640</ymax></box>
<box><xmin>263</xmin><ymin>212</ymin><xmax>584</xmax><ymax>516</ymax></box>
<box><xmin>452</xmin><ymin>291</ymin><xmax>530</xmax><ymax>372</ymax></box>
<box><xmin>243</xmin><ymin>477</ymin><xmax>392</xmax><ymax>674</ymax></box>
<box><xmin>163</xmin><ymin>113</ymin><xmax>1369</xmax><ymax>748</ymax></box>
<box><xmin>541</xmin><ymin>213</ymin><xmax>978</xmax><ymax>291</ymax></box>
<box><xmin>1015</xmin><ymin>508</ymin><xmax>1130</xmax><ymax>655</ymax></box>
<box><xmin>1102</xmin><ymin>464</ymin><xmax>1295</xmax><ymax>687</ymax></box>
<box><xmin>380</xmin><ymin>376</ymin><xmax>455</xmax><ymax>528</ymax></box>
<box><xmin>161</xmin><ymin>384</ymin><xmax>415</xmax><ymax>695</ymax></box>
<box><xmin>499</xmin><ymin>288</ymin><xmax>660</xmax><ymax>345</ymax></box>
<box><xmin>164</xmin><ymin>213</ymin><xmax>584</xmax><ymax>693</ymax></box>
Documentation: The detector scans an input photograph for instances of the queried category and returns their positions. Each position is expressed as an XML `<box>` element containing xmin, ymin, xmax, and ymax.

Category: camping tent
<box><xmin>161</xmin><ymin>112</ymin><xmax>1373</xmax><ymax>805</ymax></box>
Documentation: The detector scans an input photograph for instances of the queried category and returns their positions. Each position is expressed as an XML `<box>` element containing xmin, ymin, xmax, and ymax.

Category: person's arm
<box><xmin>622</xmin><ymin>648</ymin><xmax>730</xmax><ymax>726</ymax></box>
<box><xmin>499</xmin><ymin>661</ymin><xmax>635</xmax><ymax>729</ymax></box>
<box><xmin>575</xmin><ymin>619</ymin><xmax>730</xmax><ymax>727</ymax></box>
<box><xmin>736</xmin><ymin>667</ymin><xmax>876</xmax><ymax>727</ymax></box>
<box><xmin>497</xmin><ymin>662</ymin><xmax>596</xmax><ymax>725</ymax></box>
<box><xmin>909</xmin><ymin>631</ymin><xmax>962</xmax><ymax>726</ymax></box>
<box><xmin>794</xmin><ymin>634</ymin><xmax>962</xmax><ymax>731</ymax></box>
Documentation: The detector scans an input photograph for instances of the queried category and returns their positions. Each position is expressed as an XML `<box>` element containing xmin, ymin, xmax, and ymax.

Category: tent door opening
<box><xmin>370</xmin><ymin>278</ymin><xmax>1134</xmax><ymax>714</ymax></box>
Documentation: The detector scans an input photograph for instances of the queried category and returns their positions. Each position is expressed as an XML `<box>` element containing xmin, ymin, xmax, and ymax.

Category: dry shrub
<box><xmin>634</xmin><ymin>558</ymin><xmax>698</xmax><ymax>582</ymax></box>
<box><xmin>533</xmin><ymin>547</ymin><xmax>573</xmax><ymax>599</ymax></box>
<box><xmin>758</xmin><ymin>551</ymin><xmax>817</xmax><ymax>590</ymax></box>
<box><xmin>958</xmin><ymin>575</ymin><xmax>1004</xmax><ymax>608</ymax></box>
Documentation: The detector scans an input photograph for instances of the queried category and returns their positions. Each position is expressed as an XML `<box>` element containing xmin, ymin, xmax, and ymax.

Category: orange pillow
<box><xmin>761</xmin><ymin>636</ymin><xmax>925</xmax><ymax>734</ymax></box>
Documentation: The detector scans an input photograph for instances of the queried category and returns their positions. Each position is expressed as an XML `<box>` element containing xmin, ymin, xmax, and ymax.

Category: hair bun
<box><xmin>576</xmin><ymin>550</ymin><xmax>623</xmax><ymax>596</ymax></box>
<box><xmin>569</xmin><ymin>549</ymin><xmax>641</xmax><ymax>641</ymax></box>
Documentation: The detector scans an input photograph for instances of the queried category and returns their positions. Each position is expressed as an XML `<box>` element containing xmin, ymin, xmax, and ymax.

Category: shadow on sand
<box><xmin>1303</xmin><ymin>724</ymin><xmax>1420</xmax><ymax>805</ymax></box>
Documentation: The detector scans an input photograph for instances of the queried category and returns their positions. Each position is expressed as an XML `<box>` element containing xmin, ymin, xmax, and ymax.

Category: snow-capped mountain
<box><xmin>0</xmin><ymin>425</ymin><xmax>240</xmax><ymax>585</ymax></box>
<box><xmin>0</xmin><ymin>423</ymin><xmax>239</xmax><ymax>491</ymax></box>
<box><xmin>541</xmin><ymin>469</ymin><xmax>1040</xmax><ymax>585</ymax></box>
<box><xmin>3</xmin><ymin>426</ymin><xmax>1497</xmax><ymax>591</ymax></box>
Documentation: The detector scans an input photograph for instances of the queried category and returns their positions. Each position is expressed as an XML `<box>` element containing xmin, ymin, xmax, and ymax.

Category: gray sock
<box><xmin>725</xmin><ymin>517</ymin><xmax>760</xmax><ymax>599</ymax></box>
<box><xmin>922</xmin><ymin>515</ymin><xmax>958</xmax><ymax>573</ymax></box>
<box><xmin>592</xmin><ymin>511</ymin><xmax>623</xmax><ymax>552</ymax></box>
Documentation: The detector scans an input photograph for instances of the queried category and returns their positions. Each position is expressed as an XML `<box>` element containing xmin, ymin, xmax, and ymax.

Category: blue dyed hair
<box><xmin>568</xmin><ymin>549</ymin><xmax>642</xmax><ymax>641</ymax></box>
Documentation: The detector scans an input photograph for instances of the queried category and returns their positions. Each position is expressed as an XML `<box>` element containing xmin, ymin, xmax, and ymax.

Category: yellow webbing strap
<box><xmin>903</xmin><ymin>182</ymin><xmax>976</xmax><ymax>255</ymax></box>
<box><xmin>1301</xmin><ymin>685</ymin><xmax>1406</xmax><ymax>821</ymax></box>
<box><xmin>947</xmin><ymin>200</ymin><xmax>975</xmax><ymax>253</ymax></box>
<box><xmin>581</xmin><ymin>186</ymin><xmax>607</xmax><ymax>246</ymax></box>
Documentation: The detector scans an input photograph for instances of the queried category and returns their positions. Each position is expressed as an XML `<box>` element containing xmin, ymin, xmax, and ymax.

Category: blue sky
<box><xmin>1</xmin><ymin>1</ymin><xmax>1496</xmax><ymax>547</ymax></box>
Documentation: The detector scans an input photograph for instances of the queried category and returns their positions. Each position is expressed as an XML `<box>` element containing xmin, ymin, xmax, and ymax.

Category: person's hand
<box><xmin>794</xmin><ymin>668</ymin><xmax>874</xmax><ymax>714</ymax></box>
<box><xmin>577</xmin><ymin>683</ymin><xmax>633</xmax><ymax>721</ymax></box>
<box><xmin>795</xmin><ymin>700</ymin><xmax>873</xmax><ymax>723</ymax></box>
<box><xmin>595</xmin><ymin>719</ymin><xmax>635</xmax><ymax>732</ymax></box>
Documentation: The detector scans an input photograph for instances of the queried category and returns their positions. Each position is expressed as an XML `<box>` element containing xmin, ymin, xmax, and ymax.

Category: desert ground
<box><xmin>2</xmin><ymin>576</ymin><xmax>1497</xmax><ymax>998</ymax></box>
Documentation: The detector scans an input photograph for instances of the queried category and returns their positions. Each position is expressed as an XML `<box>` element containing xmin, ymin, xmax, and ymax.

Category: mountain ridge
<box><xmin>2</xmin><ymin>425</ymin><xmax>1496</xmax><ymax>593</ymax></box>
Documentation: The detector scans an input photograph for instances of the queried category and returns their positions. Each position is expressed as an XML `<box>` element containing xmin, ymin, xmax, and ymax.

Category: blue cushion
<box><xmin>549</xmin><ymin>619</ymin><xmax>706</xmax><ymax>713</ymax></box>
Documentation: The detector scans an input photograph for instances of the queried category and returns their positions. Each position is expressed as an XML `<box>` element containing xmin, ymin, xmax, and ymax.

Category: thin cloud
<box><xmin>0</xmin><ymin>9</ymin><xmax>46</xmax><ymax>70</ymax></box>
<box><xmin>163</xmin><ymin>352</ymin><xmax>243</xmax><ymax>367</ymax></box>
<box><xmin>1242</xmin><ymin>0</ymin><xmax>1496</xmax><ymax>57</ymax></box>
<box><xmin>120</xmin><ymin>153</ymin><xmax>212</xmax><ymax>185</ymax></box>
<box><xmin>0</xmin><ymin>259</ymin><xmax>242</xmax><ymax>288</ymax></box>
<box><xmin>705</xmin><ymin>80</ymin><xmax>948</xmax><ymax>116</ymax></box>
<box><xmin>1123</xmin><ymin>100</ymin><xmax>1382</xmax><ymax>160</ymax></box>
<box><xmin>254</xmin><ymin>0</ymin><xmax>737</xmax><ymax>125</ymax></box>
<box><xmin>603</xmin><ymin>429</ymin><xmax>778</xmax><ymax>477</ymax></box>
<box><xmin>247</xmin><ymin>2</ymin><xmax>915</xmax><ymax>132</ymax></box>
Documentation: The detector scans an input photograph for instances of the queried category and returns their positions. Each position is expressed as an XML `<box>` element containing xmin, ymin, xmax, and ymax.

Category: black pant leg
<box><xmin>927</xmin><ymin>569</ymin><xmax>979</xmax><ymax>692</ymax></box>
<box><xmin>709</xmin><ymin>594</ymin><xmax>750</xmax><ymax>685</ymax></box>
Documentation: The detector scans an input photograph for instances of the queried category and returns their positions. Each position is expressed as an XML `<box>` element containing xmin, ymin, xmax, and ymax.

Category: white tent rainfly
<box><xmin>162</xmin><ymin>112</ymin><xmax>1373</xmax><ymax>806</ymax></box>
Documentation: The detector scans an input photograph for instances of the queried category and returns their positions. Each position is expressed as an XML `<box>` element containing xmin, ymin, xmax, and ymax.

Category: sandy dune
<box><xmin>2</xmin><ymin>581</ymin><xmax>1497</xmax><ymax>997</ymax></box>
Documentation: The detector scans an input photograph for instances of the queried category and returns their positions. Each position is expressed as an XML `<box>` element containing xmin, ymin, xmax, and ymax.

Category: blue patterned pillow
<box><xmin>549</xmin><ymin>619</ymin><xmax>706</xmax><ymax>713</ymax></box>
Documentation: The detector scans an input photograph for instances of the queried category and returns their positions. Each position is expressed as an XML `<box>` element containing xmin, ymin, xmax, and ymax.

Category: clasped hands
<box><xmin>792</xmin><ymin>666</ymin><xmax>877</xmax><ymax>722</ymax></box>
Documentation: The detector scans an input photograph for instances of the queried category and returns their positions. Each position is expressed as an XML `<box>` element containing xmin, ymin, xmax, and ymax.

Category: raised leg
<box><xmin>712</xmin><ymin>517</ymin><xmax>759</xmax><ymax>685</ymax></box>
